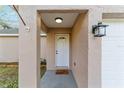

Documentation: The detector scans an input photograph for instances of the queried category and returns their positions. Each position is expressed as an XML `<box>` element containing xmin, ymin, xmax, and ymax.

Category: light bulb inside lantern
<box><xmin>55</xmin><ymin>17</ymin><xmax>63</xmax><ymax>23</ymax></box>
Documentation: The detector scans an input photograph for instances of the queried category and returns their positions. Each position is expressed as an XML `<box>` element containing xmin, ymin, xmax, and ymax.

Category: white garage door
<box><xmin>102</xmin><ymin>19</ymin><xmax>124</xmax><ymax>88</ymax></box>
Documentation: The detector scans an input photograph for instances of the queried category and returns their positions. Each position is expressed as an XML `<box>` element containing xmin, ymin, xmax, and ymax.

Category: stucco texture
<box><xmin>0</xmin><ymin>36</ymin><xmax>18</xmax><ymax>62</ymax></box>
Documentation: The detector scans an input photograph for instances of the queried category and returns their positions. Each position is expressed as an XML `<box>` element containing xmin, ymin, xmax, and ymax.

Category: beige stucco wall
<box><xmin>46</xmin><ymin>28</ymin><xmax>71</xmax><ymax>70</ymax></box>
<box><xmin>40</xmin><ymin>18</ymin><xmax>48</xmax><ymax>33</ymax></box>
<box><xmin>19</xmin><ymin>6</ymin><xmax>41</xmax><ymax>87</ymax></box>
<box><xmin>18</xmin><ymin>5</ymin><xmax>124</xmax><ymax>88</ymax></box>
<box><xmin>0</xmin><ymin>36</ymin><xmax>47</xmax><ymax>63</ymax></box>
<box><xmin>88</xmin><ymin>8</ymin><xmax>103</xmax><ymax>88</ymax></box>
<box><xmin>40</xmin><ymin>36</ymin><xmax>47</xmax><ymax>59</ymax></box>
<box><xmin>0</xmin><ymin>36</ymin><xmax>18</xmax><ymax>62</ymax></box>
<box><xmin>71</xmin><ymin>13</ymin><xmax>88</xmax><ymax>88</ymax></box>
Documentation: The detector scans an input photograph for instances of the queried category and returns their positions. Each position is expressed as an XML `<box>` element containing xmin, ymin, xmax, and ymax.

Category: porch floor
<box><xmin>40</xmin><ymin>70</ymin><xmax>77</xmax><ymax>88</ymax></box>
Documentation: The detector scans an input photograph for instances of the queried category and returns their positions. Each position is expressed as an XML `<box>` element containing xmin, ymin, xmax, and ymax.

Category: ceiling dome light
<box><xmin>55</xmin><ymin>17</ymin><xmax>63</xmax><ymax>23</ymax></box>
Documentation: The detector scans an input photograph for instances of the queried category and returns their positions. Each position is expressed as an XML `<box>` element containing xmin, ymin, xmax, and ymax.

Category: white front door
<box><xmin>55</xmin><ymin>34</ymin><xmax>69</xmax><ymax>67</ymax></box>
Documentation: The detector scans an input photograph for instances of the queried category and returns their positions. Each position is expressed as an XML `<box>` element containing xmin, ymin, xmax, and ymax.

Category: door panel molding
<box><xmin>55</xmin><ymin>34</ymin><xmax>69</xmax><ymax>68</ymax></box>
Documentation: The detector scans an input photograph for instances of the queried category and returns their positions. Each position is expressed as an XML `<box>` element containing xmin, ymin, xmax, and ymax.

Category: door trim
<box><xmin>55</xmin><ymin>34</ymin><xmax>70</xmax><ymax>68</ymax></box>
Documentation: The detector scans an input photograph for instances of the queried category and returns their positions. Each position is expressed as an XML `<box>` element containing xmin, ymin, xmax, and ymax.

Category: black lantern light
<box><xmin>92</xmin><ymin>22</ymin><xmax>108</xmax><ymax>37</ymax></box>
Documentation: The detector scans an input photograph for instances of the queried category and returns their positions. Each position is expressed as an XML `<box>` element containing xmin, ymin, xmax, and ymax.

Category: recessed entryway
<box><xmin>38</xmin><ymin>9</ymin><xmax>88</xmax><ymax>88</ymax></box>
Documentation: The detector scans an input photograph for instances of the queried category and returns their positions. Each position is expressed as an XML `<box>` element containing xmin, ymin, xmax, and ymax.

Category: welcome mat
<box><xmin>56</xmin><ymin>69</ymin><xmax>69</xmax><ymax>75</ymax></box>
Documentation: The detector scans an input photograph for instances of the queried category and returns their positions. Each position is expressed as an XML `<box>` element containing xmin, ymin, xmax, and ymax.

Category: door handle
<box><xmin>56</xmin><ymin>50</ymin><xmax>58</xmax><ymax>54</ymax></box>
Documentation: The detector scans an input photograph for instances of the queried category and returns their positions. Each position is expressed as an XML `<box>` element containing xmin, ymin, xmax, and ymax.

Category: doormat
<box><xmin>56</xmin><ymin>69</ymin><xmax>69</xmax><ymax>75</ymax></box>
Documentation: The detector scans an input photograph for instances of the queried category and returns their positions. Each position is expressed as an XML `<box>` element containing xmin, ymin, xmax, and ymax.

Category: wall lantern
<box><xmin>92</xmin><ymin>22</ymin><xmax>109</xmax><ymax>37</ymax></box>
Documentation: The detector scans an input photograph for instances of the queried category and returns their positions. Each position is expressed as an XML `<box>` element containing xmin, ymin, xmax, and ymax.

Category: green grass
<box><xmin>0</xmin><ymin>67</ymin><xmax>18</xmax><ymax>88</ymax></box>
<box><xmin>0</xmin><ymin>64</ymin><xmax>46</xmax><ymax>88</ymax></box>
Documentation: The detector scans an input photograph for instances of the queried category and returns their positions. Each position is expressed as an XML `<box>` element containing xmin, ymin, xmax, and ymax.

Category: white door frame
<box><xmin>55</xmin><ymin>34</ymin><xmax>70</xmax><ymax>68</ymax></box>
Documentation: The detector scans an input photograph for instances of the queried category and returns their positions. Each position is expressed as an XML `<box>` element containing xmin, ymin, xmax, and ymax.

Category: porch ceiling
<box><xmin>40</xmin><ymin>13</ymin><xmax>79</xmax><ymax>28</ymax></box>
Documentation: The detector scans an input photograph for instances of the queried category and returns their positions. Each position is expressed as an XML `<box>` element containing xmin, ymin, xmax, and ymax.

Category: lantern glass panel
<box><xmin>99</xmin><ymin>26</ymin><xmax>105</xmax><ymax>36</ymax></box>
<box><xmin>94</xmin><ymin>28</ymin><xmax>99</xmax><ymax>35</ymax></box>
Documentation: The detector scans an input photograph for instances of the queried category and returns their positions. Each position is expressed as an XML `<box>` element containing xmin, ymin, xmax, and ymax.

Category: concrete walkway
<box><xmin>40</xmin><ymin>70</ymin><xmax>77</xmax><ymax>88</ymax></box>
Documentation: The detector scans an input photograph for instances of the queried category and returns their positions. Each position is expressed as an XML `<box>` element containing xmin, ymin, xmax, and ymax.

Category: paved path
<box><xmin>40</xmin><ymin>70</ymin><xmax>77</xmax><ymax>88</ymax></box>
